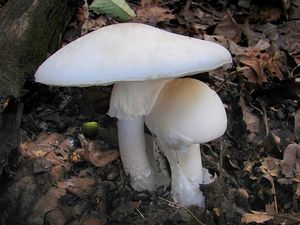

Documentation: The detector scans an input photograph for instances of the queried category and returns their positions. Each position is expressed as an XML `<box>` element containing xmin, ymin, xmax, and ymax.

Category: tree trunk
<box><xmin>0</xmin><ymin>0</ymin><xmax>75</xmax><ymax>175</ymax></box>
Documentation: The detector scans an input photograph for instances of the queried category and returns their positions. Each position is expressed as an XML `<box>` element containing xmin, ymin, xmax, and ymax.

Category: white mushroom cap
<box><xmin>145</xmin><ymin>78</ymin><xmax>227</xmax><ymax>146</ymax></box>
<box><xmin>35</xmin><ymin>23</ymin><xmax>232</xmax><ymax>86</ymax></box>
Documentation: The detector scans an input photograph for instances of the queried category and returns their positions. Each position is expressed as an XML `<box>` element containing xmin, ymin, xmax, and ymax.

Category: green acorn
<box><xmin>82</xmin><ymin>121</ymin><xmax>99</xmax><ymax>139</ymax></box>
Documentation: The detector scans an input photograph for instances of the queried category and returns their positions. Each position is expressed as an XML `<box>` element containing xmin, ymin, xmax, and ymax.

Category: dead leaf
<box><xmin>261</xmin><ymin>157</ymin><xmax>281</xmax><ymax>177</ymax></box>
<box><xmin>27</xmin><ymin>187</ymin><xmax>66</xmax><ymax>225</ymax></box>
<box><xmin>239</xmin><ymin>55</ymin><xmax>268</xmax><ymax>84</ymax></box>
<box><xmin>239</xmin><ymin>97</ymin><xmax>261</xmax><ymax>133</ymax></box>
<box><xmin>81</xmin><ymin>16</ymin><xmax>108</xmax><ymax>35</ymax></box>
<box><xmin>241</xmin><ymin>212</ymin><xmax>273</xmax><ymax>223</ymax></box>
<box><xmin>49</xmin><ymin>165</ymin><xmax>68</xmax><ymax>183</ymax></box>
<box><xmin>280</xmin><ymin>143</ymin><xmax>300</xmax><ymax>178</ymax></box>
<box><xmin>76</xmin><ymin>2</ymin><xmax>88</xmax><ymax>25</ymax></box>
<box><xmin>78</xmin><ymin>134</ymin><xmax>119</xmax><ymax>167</ymax></box>
<box><xmin>32</xmin><ymin>157</ymin><xmax>52</xmax><ymax>174</ymax></box>
<box><xmin>19</xmin><ymin>133</ymin><xmax>64</xmax><ymax>159</ymax></box>
<box><xmin>86</xmin><ymin>149</ymin><xmax>120</xmax><ymax>167</ymax></box>
<box><xmin>0</xmin><ymin>97</ymin><xmax>9</xmax><ymax>112</ymax></box>
<box><xmin>203</xmin><ymin>34</ymin><xmax>229</xmax><ymax>49</ymax></box>
<box><xmin>214</xmin><ymin>15</ymin><xmax>241</xmax><ymax>43</ymax></box>
<box><xmin>132</xmin><ymin>0</ymin><xmax>175</xmax><ymax>24</ymax></box>
<box><xmin>58</xmin><ymin>176</ymin><xmax>95</xmax><ymax>198</ymax></box>
<box><xmin>45</xmin><ymin>208</ymin><xmax>66</xmax><ymax>225</ymax></box>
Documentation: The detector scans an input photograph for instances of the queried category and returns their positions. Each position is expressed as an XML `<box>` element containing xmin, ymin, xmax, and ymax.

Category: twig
<box><xmin>257</xmin><ymin>100</ymin><xmax>270</xmax><ymax>136</ymax></box>
<box><xmin>158</xmin><ymin>197</ymin><xmax>205</xmax><ymax>225</ymax></box>
<box><xmin>210</xmin><ymin>75</ymin><xmax>238</xmax><ymax>88</ymax></box>
<box><xmin>183</xmin><ymin>0</ymin><xmax>192</xmax><ymax>15</ymax></box>
<box><xmin>136</xmin><ymin>208</ymin><xmax>146</xmax><ymax>220</ymax></box>
<box><xmin>219</xmin><ymin>137</ymin><xmax>224</xmax><ymax>178</ymax></box>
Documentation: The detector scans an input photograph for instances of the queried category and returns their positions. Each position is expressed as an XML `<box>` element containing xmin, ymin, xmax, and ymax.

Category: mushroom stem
<box><xmin>156</xmin><ymin>140</ymin><xmax>211</xmax><ymax>206</ymax></box>
<box><xmin>117</xmin><ymin>116</ymin><xmax>156</xmax><ymax>191</ymax></box>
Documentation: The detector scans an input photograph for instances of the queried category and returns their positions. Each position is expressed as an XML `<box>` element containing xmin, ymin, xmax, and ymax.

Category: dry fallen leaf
<box><xmin>239</xmin><ymin>55</ymin><xmax>268</xmax><ymax>84</ymax></box>
<box><xmin>241</xmin><ymin>212</ymin><xmax>274</xmax><ymax>223</ymax></box>
<box><xmin>214</xmin><ymin>15</ymin><xmax>241</xmax><ymax>43</ymax></box>
<box><xmin>58</xmin><ymin>176</ymin><xmax>95</xmax><ymax>198</ymax></box>
<box><xmin>19</xmin><ymin>133</ymin><xmax>64</xmax><ymax>159</ymax></box>
<box><xmin>132</xmin><ymin>0</ymin><xmax>175</xmax><ymax>24</ymax></box>
<box><xmin>27</xmin><ymin>187</ymin><xmax>67</xmax><ymax>225</ymax></box>
<box><xmin>280</xmin><ymin>143</ymin><xmax>300</xmax><ymax>178</ymax></box>
<box><xmin>87</xmin><ymin>150</ymin><xmax>120</xmax><ymax>167</ymax></box>
<box><xmin>261</xmin><ymin>157</ymin><xmax>281</xmax><ymax>177</ymax></box>
<box><xmin>78</xmin><ymin>134</ymin><xmax>120</xmax><ymax>167</ymax></box>
<box><xmin>239</xmin><ymin>97</ymin><xmax>261</xmax><ymax>134</ymax></box>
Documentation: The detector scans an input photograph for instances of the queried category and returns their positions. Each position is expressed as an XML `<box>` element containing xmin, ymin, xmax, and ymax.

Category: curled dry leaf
<box><xmin>241</xmin><ymin>212</ymin><xmax>273</xmax><ymax>224</ymax></box>
<box><xmin>239</xmin><ymin>55</ymin><xmax>268</xmax><ymax>84</ymax></box>
<box><xmin>239</xmin><ymin>97</ymin><xmax>261</xmax><ymax>134</ymax></box>
<box><xmin>280</xmin><ymin>143</ymin><xmax>300</xmax><ymax>178</ymax></box>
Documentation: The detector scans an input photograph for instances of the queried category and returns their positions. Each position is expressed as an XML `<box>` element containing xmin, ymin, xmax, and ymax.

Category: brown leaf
<box><xmin>27</xmin><ymin>187</ymin><xmax>66</xmax><ymax>225</ymax></box>
<box><xmin>49</xmin><ymin>165</ymin><xmax>68</xmax><ymax>183</ymax></box>
<box><xmin>241</xmin><ymin>213</ymin><xmax>273</xmax><ymax>223</ymax></box>
<box><xmin>81</xmin><ymin>16</ymin><xmax>108</xmax><ymax>35</ymax></box>
<box><xmin>32</xmin><ymin>157</ymin><xmax>52</xmax><ymax>174</ymax></box>
<box><xmin>19</xmin><ymin>133</ymin><xmax>64</xmax><ymax>159</ymax></box>
<box><xmin>78</xmin><ymin>134</ymin><xmax>119</xmax><ymax>167</ymax></box>
<box><xmin>239</xmin><ymin>97</ymin><xmax>261</xmax><ymax>133</ymax></box>
<box><xmin>58</xmin><ymin>176</ymin><xmax>95</xmax><ymax>198</ymax></box>
<box><xmin>214</xmin><ymin>15</ymin><xmax>241</xmax><ymax>43</ymax></box>
<box><xmin>45</xmin><ymin>208</ymin><xmax>66</xmax><ymax>225</ymax></box>
<box><xmin>239</xmin><ymin>55</ymin><xmax>268</xmax><ymax>84</ymax></box>
<box><xmin>87</xmin><ymin>149</ymin><xmax>120</xmax><ymax>167</ymax></box>
<box><xmin>261</xmin><ymin>157</ymin><xmax>281</xmax><ymax>177</ymax></box>
<box><xmin>280</xmin><ymin>143</ymin><xmax>300</xmax><ymax>178</ymax></box>
<box><xmin>132</xmin><ymin>0</ymin><xmax>175</xmax><ymax>25</ymax></box>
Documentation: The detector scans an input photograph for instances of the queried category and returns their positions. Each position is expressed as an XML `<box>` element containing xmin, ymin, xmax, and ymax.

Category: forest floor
<box><xmin>0</xmin><ymin>0</ymin><xmax>299</xmax><ymax>224</ymax></box>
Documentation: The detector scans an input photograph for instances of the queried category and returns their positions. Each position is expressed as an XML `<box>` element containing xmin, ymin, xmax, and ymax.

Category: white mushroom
<box><xmin>35</xmin><ymin>23</ymin><xmax>231</xmax><ymax>192</ymax></box>
<box><xmin>145</xmin><ymin>78</ymin><xmax>227</xmax><ymax>206</ymax></box>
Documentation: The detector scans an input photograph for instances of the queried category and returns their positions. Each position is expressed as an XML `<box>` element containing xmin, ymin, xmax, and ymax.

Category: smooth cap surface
<box><xmin>145</xmin><ymin>78</ymin><xmax>227</xmax><ymax>145</ymax></box>
<box><xmin>35</xmin><ymin>23</ymin><xmax>232</xmax><ymax>86</ymax></box>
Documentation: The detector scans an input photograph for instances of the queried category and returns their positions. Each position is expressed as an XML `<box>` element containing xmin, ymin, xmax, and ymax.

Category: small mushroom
<box><xmin>35</xmin><ymin>23</ymin><xmax>231</xmax><ymax>192</ymax></box>
<box><xmin>145</xmin><ymin>78</ymin><xmax>227</xmax><ymax>206</ymax></box>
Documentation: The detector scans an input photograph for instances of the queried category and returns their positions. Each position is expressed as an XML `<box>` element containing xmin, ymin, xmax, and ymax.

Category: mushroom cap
<box><xmin>35</xmin><ymin>23</ymin><xmax>232</xmax><ymax>86</ymax></box>
<box><xmin>145</xmin><ymin>78</ymin><xmax>227</xmax><ymax>146</ymax></box>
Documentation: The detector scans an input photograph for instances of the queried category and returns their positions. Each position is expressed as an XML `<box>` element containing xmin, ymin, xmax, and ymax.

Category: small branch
<box><xmin>135</xmin><ymin>208</ymin><xmax>146</xmax><ymax>220</ymax></box>
<box><xmin>257</xmin><ymin>100</ymin><xmax>270</xmax><ymax>136</ymax></box>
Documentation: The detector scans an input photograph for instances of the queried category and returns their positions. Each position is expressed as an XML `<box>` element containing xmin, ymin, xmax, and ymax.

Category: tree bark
<box><xmin>0</xmin><ymin>0</ymin><xmax>74</xmax><ymax>98</ymax></box>
<box><xmin>0</xmin><ymin>0</ymin><xmax>75</xmax><ymax>174</ymax></box>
